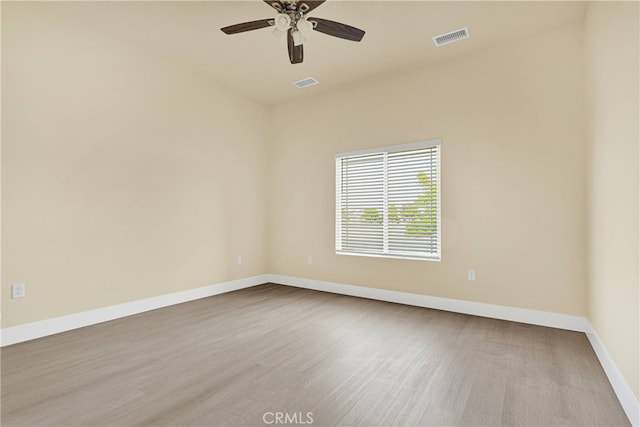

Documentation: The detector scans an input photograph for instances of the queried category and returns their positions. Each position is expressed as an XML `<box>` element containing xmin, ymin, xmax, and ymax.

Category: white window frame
<box><xmin>335</xmin><ymin>139</ymin><xmax>441</xmax><ymax>261</ymax></box>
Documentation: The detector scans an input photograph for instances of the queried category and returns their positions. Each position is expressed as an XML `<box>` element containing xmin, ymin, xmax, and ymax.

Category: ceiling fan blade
<box><xmin>221</xmin><ymin>19</ymin><xmax>273</xmax><ymax>35</ymax></box>
<box><xmin>308</xmin><ymin>17</ymin><xmax>365</xmax><ymax>42</ymax></box>
<box><xmin>298</xmin><ymin>1</ymin><xmax>326</xmax><ymax>14</ymax></box>
<box><xmin>287</xmin><ymin>28</ymin><xmax>304</xmax><ymax>64</ymax></box>
<box><xmin>263</xmin><ymin>0</ymin><xmax>285</xmax><ymax>12</ymax></box>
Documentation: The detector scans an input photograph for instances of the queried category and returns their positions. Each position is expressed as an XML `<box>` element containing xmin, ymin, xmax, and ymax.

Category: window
<box><xmin>335</xmin><ymin>140</ymin><xmax>441</xmax><ymax>261</ymax></box>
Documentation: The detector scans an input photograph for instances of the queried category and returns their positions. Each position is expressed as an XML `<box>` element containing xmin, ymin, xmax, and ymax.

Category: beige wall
<box><xmin>584</xmin><ymin>2</ymin><xmax>639</xmax><ymax>399</ymax></box>
<box><xmin>269</xmin><ymin>24</ymin><xmax>587</xmax><ymax>316</ymax></box>
<box><xmin>1</xmin><ymin>3</ymin><xmax>269</xmax><ymax>327</ymax></box>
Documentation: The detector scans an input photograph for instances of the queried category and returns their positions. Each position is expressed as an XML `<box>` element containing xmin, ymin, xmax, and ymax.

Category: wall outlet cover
<box><xmin>12</xmin><ymin>283</ymin><xmax>26</xmax><ymax>299</ymax></box>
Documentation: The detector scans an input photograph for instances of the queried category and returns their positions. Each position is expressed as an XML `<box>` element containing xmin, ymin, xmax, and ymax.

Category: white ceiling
<box><xmin>24</xmin><ymin>1</ymin><xmax>587</xmax><ymax>105</ymax></box>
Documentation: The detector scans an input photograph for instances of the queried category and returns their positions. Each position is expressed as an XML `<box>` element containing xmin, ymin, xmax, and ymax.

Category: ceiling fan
<box><xmin>221</xmin><ymin>0</ymin><xmax>365</xmax><ymax>64</ymax></box>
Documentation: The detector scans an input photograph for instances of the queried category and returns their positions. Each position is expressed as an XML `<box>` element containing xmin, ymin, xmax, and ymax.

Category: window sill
<box><xmin>336</xmin><ymin>251</ymin><xmax>441</xmax><ymax>262</ymax></box>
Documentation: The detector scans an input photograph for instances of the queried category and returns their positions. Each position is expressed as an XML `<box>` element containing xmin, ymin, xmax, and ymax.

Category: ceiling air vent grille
<box><xmin>293</xmin><ymin>77</ymin><xmax>319</xmax><ymax>89</ymax></box>
<box><xmin>433</xmin><ymin>27</ymin><xmax>469</xmax><ymax>47</ymax></box>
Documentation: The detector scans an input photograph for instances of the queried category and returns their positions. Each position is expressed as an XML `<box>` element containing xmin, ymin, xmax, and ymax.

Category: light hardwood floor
<box><xmin>1</xmin><ymin>283</ymin><xmax>629</xmax><ymax>426</ymax></box>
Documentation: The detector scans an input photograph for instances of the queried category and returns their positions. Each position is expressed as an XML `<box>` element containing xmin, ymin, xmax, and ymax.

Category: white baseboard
<box><xmin>0</xmin><ymin>274</ymin><xmax>269</xmax><ymax>347</ymax></box>
<box><xmin>267</xmin><ymin>274</ymin><xmax>590</xmax><ymax>332</ymax></box>
<box><xmin>586</xmin><ymin>325</ymin><xmax>640</xmax><ymax>427</ymax></box>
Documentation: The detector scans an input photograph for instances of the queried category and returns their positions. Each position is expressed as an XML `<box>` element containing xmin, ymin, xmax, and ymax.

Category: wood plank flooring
<box><xmin>1</xmin><ymin>283</ymin><xmax>629</xmax><ymax>426</ymax></box>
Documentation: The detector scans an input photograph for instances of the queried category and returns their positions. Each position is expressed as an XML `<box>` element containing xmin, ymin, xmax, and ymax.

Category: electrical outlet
<box><xmin>467</xmin><ymin>270</ymin><xmax>476</xmax><ymax>281</ymax></box>
<box><xmin>307</xmin><ymin>255</ymin><xmax>313</xmax><ymax>265</ymax></box>
<box><xmin>236</xmin><ymin>255</ymin><xmax>242</xmax><ymax>265</ymax></box>
<box><xmin>12</xmin><ymin>283</ymin><xmax>25</xmax><ymax>299</ymax></box>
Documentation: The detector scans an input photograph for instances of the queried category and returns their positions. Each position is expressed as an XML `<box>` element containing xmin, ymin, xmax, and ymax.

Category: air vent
<box><xmin>433</xmin><ymin>27</ymin><xmax>469</xmax><ymax>47</ymax></box>
<box><xmin>293</xmin><ymin>77</ymin><xmax>319</xmax><ymax>89</ymax></box>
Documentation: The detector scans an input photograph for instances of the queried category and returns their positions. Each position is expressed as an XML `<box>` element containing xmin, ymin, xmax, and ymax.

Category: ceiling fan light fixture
<box><xmin>297</xmin><ymin>17</ymin><xmax>313</xmax><ymax>33</ymax></box>
<box><xmin>272</xmin><ymin>27</ymin><xmax>287</xmax><ymax>42</ymax></box>
<box><xmin>274</xmin><ymin>13</ymin><xmax>291</xmax><ymax>31</ymax></box>
<box><xmin>292</xmin><ymin>30</ymin><xmax>304</xmax><ymax>46</ymax></box>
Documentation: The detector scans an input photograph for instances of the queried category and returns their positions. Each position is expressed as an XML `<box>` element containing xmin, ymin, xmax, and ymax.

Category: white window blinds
<box><xmin>335</xmin><ymin>140</ymin><xmax>441</xmax><ymax>260</ymax></box>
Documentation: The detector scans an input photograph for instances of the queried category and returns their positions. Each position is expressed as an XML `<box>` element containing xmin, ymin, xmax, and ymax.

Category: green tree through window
<box><xmin>360</xmin><ymin>207</ymin><xmax>382</xmax><ymax>224</ymax></box>
<box><xmin>389</xmin><ymin>171</ymin><xmax>438</xmax><ymax>237</ymax></box>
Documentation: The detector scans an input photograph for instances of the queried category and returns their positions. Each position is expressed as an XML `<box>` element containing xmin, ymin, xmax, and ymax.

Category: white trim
<box><xmin>0</xmin><ymin>275</ymin><xmax>269</xmax><ymax>347</ymax></box>
<box><xmin>335</xmin><ymin>158</ymin><xmax>343</xmax><ymax>252</ymax></box>
<box><xmin>382</xmin><ymin>152</ymin><xmax>389</xmax><ymax>253</ymax></box>
<box><xmin>586</xmin><ymin>324</ymin><xmax>640</xmax><ymax>426</ymax></box>
<box><xmin>334</xmin><ymin>138</ymin><xmax>441</xmax><ymax>158</ymax></box>
<box><xmin>266</xmin><ymin>274</ymin><xmax>589</xmax><ymax>332</ymax></box>
<box><xmin>335</xmin><ymin>250</ymin><xmax>440</xmax><ymax>262</ymax></box>
<box><xmin>335</xmin><ymin>143</ymin><xmax>442</xmax><ymax>260</ymax></box>
<box><xmin>435</xmin><ymin>144</ymin><xmax>442</xmax><ymax>259</ymax></box>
